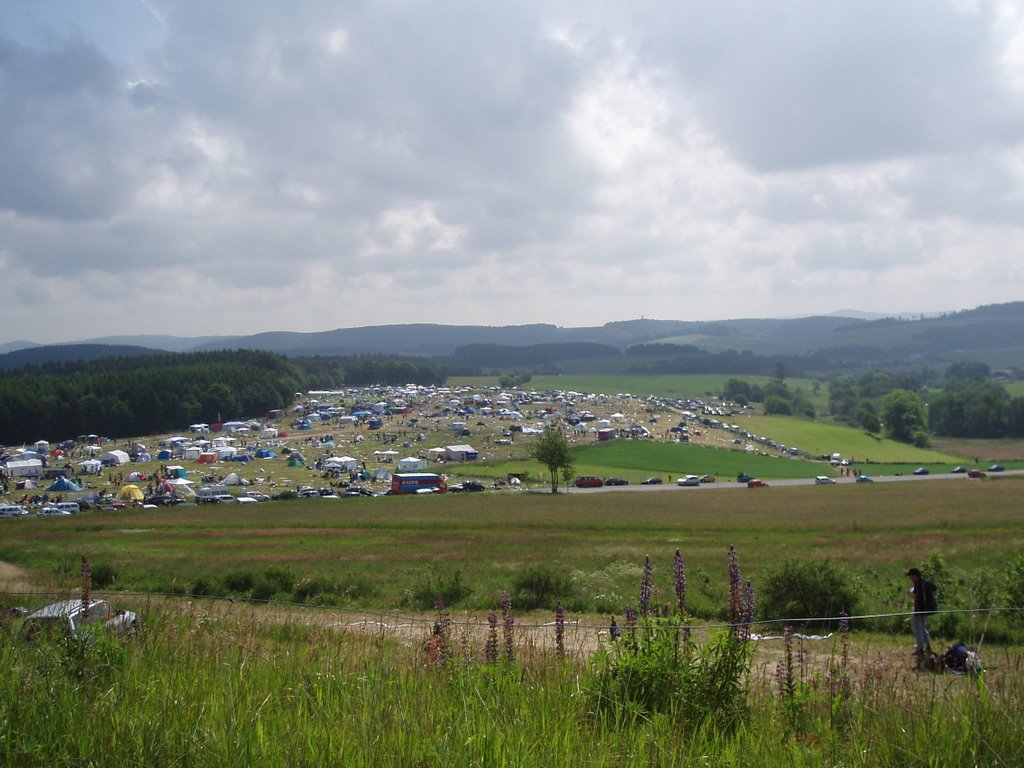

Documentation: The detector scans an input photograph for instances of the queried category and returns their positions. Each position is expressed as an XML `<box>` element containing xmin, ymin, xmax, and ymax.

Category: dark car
<box><xmin>967</xmin><ymin>469</ymin><xmax>987</xmax><ymax>478</ymax></box>
<box><xmin>913</xmin><ymin>467</ymin><xmax>929</xmax><ymax>475</ymax></box>
<box><xmin>737</xmin><ymin>473</ymin><xmax>754</xmax><ymax>483</ymax></box>
<box><xmin>144</xmin><ymin>494</ymin><xmax>182</xmax><ymax>507</ymax></box>
<box><xmin>342</xmin><ymin>486</ymin><xmax>376</xmax><ymax>497</ymax></box>
<box><xmin>747</xmin><ymin>479</ymin><xmax>769</xmax><ymax>488</ymax></box>
<box><xmin>604</xmin><ymin>477</ymin><xmax>629</xmax><ymax>486</ymax></box>
<box><xmin>574</xmin><ymin>476</ymin><xmax>603</xmax><ymax>488</ymax></box>
<box><xmin>640</xmin><ymin>477</ymin><xmax>663</xmax><ymax>485</ymax></box>
<box><xmin>449</xmin><ymin>480</ymin><xmax>486</xmax><ymax>493</ymax></box>
<box><xmin>988</xmin><ymin>464</ymin><xmax>1005</xmax><ymax>472</ymax></box>
<box><xmin>951</xmin><ymin>466</ymin><xmax>966</xmax><ymax>474</ymax></box>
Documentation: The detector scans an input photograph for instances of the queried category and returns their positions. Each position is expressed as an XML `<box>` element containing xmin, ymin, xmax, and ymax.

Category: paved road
<box><xmin>567</xmin><ymin>469</ymin><xmax>1024</xmax><ymax>493</ymax></box>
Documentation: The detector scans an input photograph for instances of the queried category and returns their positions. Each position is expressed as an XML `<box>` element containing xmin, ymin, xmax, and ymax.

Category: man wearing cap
<box><xmin>906</xmin><ymin>567</ymin><xmax>937</xmax><ymax>664</ymax></box>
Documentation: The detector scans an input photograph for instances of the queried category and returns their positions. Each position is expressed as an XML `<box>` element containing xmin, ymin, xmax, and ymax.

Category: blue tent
<box><xmin>48</xmin><ymin>476</ymin><xmax>81</xmax><ymax>492</ymax></box>
<box><xmin>231</xmin><ymin>454</ymin><xmax>251</xmax><ymax>462</ymax></box>
<box><xmin>255</xmin><ymin>449</ymin><xmax>276</xmax><ymax>459</ymax></box>
<box><xmin>157</xmin><ymin>449</ymin><xmax>172</xmax><ymax>460</ymax></box>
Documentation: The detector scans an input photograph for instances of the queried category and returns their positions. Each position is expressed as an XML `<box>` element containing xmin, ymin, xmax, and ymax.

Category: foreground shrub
<box><xmin>759</xmin><ymin>558</ymin><xmax>859</xmax><ymax>626</ymax></box>
<box><xmin>589</xmin><ymin>620</ymin><xmax>751</xmax><ymax>730</ymax></box>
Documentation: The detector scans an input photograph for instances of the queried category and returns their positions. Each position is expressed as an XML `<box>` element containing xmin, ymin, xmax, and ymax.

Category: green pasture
<box><xmin>3</xmin><ymin>479</ymin><xmax>1022</xmax><ymax>621</ymax></box>
<box><xmin>737</xmin><ymin>414</ymin><xmax>963</xmax><ymax>463</ymax></box>
<box><xmin>477</xmin><ymin>442</ymin><xmax>822</xmax><ymax>486</ymax></box>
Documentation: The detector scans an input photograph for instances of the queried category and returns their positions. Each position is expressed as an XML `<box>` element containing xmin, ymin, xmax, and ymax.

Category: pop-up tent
<box><xmin>397</xmin><ymin>456</ymin><xmax>427</xmax><ymax>472</ymax></box>
<box><xmin>48</xmin><ymin>477</ymin><xmax>81</xmax><ymax>492</ymax></box>
<box><xmin>223</xmin><ymin>472</ymin><xmax>249</xmax><ymax>486</ymax></box>
<box><xmin>117</xmin><ymin>484</ymin><xmax>144</xmax><ymax>502</ymax></box>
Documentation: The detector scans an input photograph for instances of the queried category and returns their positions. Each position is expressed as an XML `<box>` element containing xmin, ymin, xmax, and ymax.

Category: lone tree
<box><xmin>530</xmin><ymin>427</ymin><xmax>575</xmax><ymax>493</ymax></box>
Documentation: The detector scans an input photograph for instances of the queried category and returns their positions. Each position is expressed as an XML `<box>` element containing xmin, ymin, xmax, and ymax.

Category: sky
<box><xmin>2</xmin><ymin>0</ymin><xmax>1024</xmax><ymax>344</ymax></box>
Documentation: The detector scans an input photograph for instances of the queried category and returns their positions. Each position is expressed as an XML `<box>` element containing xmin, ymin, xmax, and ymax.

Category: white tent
<box><xmin>6</xmin><ymin>458</ymin><xmax>43</xmax><ymax>478</ymax></box>
<box><xmin>216</xmin><ymin>446</ymin><xmax>238</xmax><ymax>459</ymax></box>
<box><xmin>222</xmin><ymin>472</ymin><xmax>249</xmax><ymax>486</ymax></box>
<box><xmin>77</xmin><ymin>459</ymin><xmax>102</xmax><ymax>474</ymax></box>
<box><xmin>324</xmin><ymin>456</ymin><xmax>358</xmax><ymax>472</ymax></box>
<box><xmin>182</xmin><ymin>446</ymin><xmax>202</xmax><ymax>461</ymax></box>
<box><xmin>397</xmin><ymin>456</ymin><xmax>427</xmax><ymax>472</ymax></box>
<box><xmin>100</xmin><ymin>450</ymin><xmax>130</xmax><ymax>466</ymax></box>
<box><xmin>445</xmin><ymin>444</ymin><xmax>478</xmax><ymax>461</ymax></box>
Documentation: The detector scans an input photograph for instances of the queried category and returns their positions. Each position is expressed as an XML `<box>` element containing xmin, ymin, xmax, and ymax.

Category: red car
<box><xmin>747</xmin><ymin>479</ymin><xmax>769</xmax><ymax>488</ymax></box>
<box><xmin>967</xmin><ymin>469</ymin><xmax>987</xmax><ymax>478</ymax></box>
<box><xmin>574</xmin><ymin>476</ymin><xmax>604</xmax><ymax>488</ymax></box>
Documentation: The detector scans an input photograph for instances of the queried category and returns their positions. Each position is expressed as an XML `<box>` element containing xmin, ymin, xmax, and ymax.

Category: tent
<box><xmin>231</xmin><ymin>454</ymin><xmax>251</xmax><ymax>462</ymax></box>
<box><xmin>182</xmin><ymin>446</ymin><xmax>202</xmax><ymax>461</ymax></box>
<box><xmin>370</xmin><ymin>468</ymin><xmax>392</xmax><ymax>482</ymax></box>
<box><xmin>77</xmin><ymin>459</ymin><xmax>102</xmax><ymax>475</ymax></box>
<box><xmin>101</xmin><ymin>450</ymin><xmax>130</xmax><ymax>466</ymax></box>
<box><xmin>197</xmin><ymin>452</ymin><xmax>219</xmax><ymax>464</ymax></box>
<box><xmin>397</xmin><ymin>456</ymin><xmax>427</xmax><ymax>472</ymax></box>
<box><xmin>287</xmin><ymin>457</ymin><xmax>305</xmax><ymax>467</ymax></box>
<box><xmin>126</xmin><ymin>471</ymin><xmax>145</xmax><ymax>482</ymax></box>
<box><xmin>223</xmin><ymin>472</ymin><xmax>249</xmax><ymax>486</ymax></box>
<box><xmin>254</xmin><ymin>448</ymin><xmax>277</xmax><ymax>459</ymax></box>
<box><xmin>6</xmin><ymin>458</ymin><xmax>43</xmax><ymax>478</ymax></box>
<box><xmin>157</xmin><ymin>449</ymin><xmax>172</xmax><ymax>461</ymax></box>
<box><xmin>48</xmin><ymin>477</ymin><xmax>81</xmax><ymax>492</ymax></box>
<box><xmin>445</xmin><ymin>444</ymin><xmax>479</xmax><ymax>462</ymax></box>
<box><xmin>117</xmin><ymin>484</ymin><xmax>144</xmax><ymax>502</ymax></box>
<box><xmin>165</xmin><ymin>465</ymin><xmax>188</xmax><ymax>478</ymax></box>
<box><xmin>324</xmin><ymin>456</ymin><xmax>358</xmax><ymax>472</ymax></box>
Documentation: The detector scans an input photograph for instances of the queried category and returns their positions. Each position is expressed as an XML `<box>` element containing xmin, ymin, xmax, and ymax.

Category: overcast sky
<box><xmin>2</xmin><ymin>1</ymin><xmax>1024</xmax><ymax>344</ymax></box>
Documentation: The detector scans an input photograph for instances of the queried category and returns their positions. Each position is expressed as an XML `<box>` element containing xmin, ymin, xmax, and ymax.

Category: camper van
<box><xmin>390</xmin><ymin>473</ymin><xmax>447</xmax><ymax>495</ymax></box>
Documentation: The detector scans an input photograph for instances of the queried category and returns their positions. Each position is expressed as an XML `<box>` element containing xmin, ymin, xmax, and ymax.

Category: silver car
<box><xmin>21</xmin><ymin>599</ymin><xmax>139</xmax><ymax>639</ymax></box>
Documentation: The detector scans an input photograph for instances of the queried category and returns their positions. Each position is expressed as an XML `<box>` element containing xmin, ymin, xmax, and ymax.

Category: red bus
<box><xmin>390</xmin><ymin>472</ymin><xmax>447</xmax><ymax>495</ymax></box>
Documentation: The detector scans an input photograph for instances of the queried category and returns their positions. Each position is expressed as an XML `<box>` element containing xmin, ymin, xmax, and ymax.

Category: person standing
<box><xmin>906</xmin><ymin>567</ymin><xmax>937</xmax><ymax>665</ymax></box>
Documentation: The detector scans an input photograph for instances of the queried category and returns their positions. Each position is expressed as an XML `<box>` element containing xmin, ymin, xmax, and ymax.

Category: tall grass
<box><xmin>1</xmin><ymin>601</ymin><xmax>1021</xmax><ymax>766</ymax></box>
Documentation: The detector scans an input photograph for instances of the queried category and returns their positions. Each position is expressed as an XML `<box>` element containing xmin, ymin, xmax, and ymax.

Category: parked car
<box><xmin>0</xmin><ymin>504</ymin><xmax>30</xmax><ymax>517</ymax></box>
<box><xmin>951</xmin><ymin>466</ymin><xmax>966</xmax><ymax>474</ymax></box>
<box><xmin>737</xmin><ymin>473</ymin><xmax>754</xmax><ymax>483</ymax></box>
<box><xmin>913</xmin><ymin>467</ymin><xmax>930</xmax><ymax>476</ymax></box>
<box><xmin>700</xmin><ymin>474</ymin><xmax>717</xmax><ymax>483</ymax></box>
<box><xmin>640</xmin><ymin>477</ymin><xmax>663</xmax><ymax>485</ymax></box>
<box><xmin>343</xmin><ymin>486</ymin><xmax>377</xmax><ymax>497</ymax></box>
<box><xmin>677</xmin><ymin>475</ymin><xmax>701</xmax><ymax>487</ymax></box>
<box><xmin>244</xmin><ymin>491</ymin><xmax>270</xmax><ymax>502</ymax></box>
<box><xmin>574</xmin><ymin>476</ymin><xmax>603</xmax><ymax>488</ymax></box>
<box><xmin>604</xmin><ymin>477</ymin><xmax>629</xmax><ymax>486</ymax></box>
<box><xmin>747</xmin><ymin>479</ymin><xmax>769</xmax><ymax>488</ymax></box>
<box><xmin>814</xmin><ymin>476</ymin><xmax>837</xmax><ymax>485</ymax></box>
<box><xmin>988</xmin><ymin>464</ymin><xmax>1005</xmax><ymax>472</ymax></box>
<box><xmin>449</xmin><ymin>480</ymin><xmax>485</xmax><ymax>493</ymax></box>
<box><xmin>21</xmin><ymin>599</ymin><xmax>138</xmax><ymax>640</ymax></box>
<box><xmin>855</xmin><ymin>474</ymin><xmax>874</xmax><ymax>483</ymax></box>
<box><xmin>967</xmin><ymin>469</ymin><xmax>987</xmax><ymax>478</ymax></box>
<box><xmin>144</xmin><ymin>494</ymin><xmax>183</xmax><ymax>507</ymax></box>
<box><xmin>37</xmin><ymin>506</ymin><xmax>72</xmax><ymax>516</ymax></box>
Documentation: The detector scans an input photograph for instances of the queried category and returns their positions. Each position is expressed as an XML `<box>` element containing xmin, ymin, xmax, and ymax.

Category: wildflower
<box><xmin>738</xmin><ymin>579</ymin><xmax>756</xmax><ymax>641</ymax></box>
<box><xmin>485</xmin><ymin>612</ymin><xmax>498</xmax><ymax>664</ymax></box>
<box><xmin>501</xmin><ymin>591</ymin><xmax>515</xmax><ymax>662</ymax></box>
<box><xmin>639</xmin><ymin>555</ymin><xmax>654</xmax><ymax>617</ymax></box>
<box><xmin>727</xmin><ymin>545</ymin><xmax>741</xmax><ymax>626</ymax></box>
<box><xmin>672</xmin><ymin>548</ymin><xmax>687</xmax><ymax>615</ymax></box>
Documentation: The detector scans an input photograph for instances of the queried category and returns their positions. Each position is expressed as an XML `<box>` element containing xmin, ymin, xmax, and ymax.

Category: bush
<box><xmin>511</xmin><ymin>564</ymin><xmax>575</xmax><ymax>610</ymax></box>
<box><xmin>590</xmin><ymin>620</ymin><xmax>751</xmax><ymax>730</ymax></box>
<box><xmin>407</xmin><ymin>568</ymin><xmax>471</xmax><ymax>609</ymax></box>
<box><xmin>223</xmin><ymin>570</ymin><xmax>255</xmax><ymax>594</ymax></box>
<box><xmin>759</xmin><ymin>559</ymin><xmax>859</xmax><ymax>626</ymax></box>
<box><xmin>292</xmin><ymin>575</ymin><xmax>337</xmax><ymax>603</ymax></box>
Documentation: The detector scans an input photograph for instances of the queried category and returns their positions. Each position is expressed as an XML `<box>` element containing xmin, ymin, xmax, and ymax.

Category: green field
<box><xmin>4</xmin><ymin>477</ymin><xmax>1023</xmax><ymax>765</ymax></box>
<box><xmin>737</xmin><ymin>414</ymin><xmax>963</xmax><ymax>464</ymax></box>
<box><xmin>3</xmin><ymin>478</ymin><xmax>1022</xmax><ymax>621</ymax></box>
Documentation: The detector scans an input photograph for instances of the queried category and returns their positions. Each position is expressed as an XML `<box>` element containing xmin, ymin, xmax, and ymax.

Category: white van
<box><xmin>55</xmin><ymin>502</ymin><xmax>81</xmax><ymax>514</ymax></box>
<box><xmin>0</xmin><ymin>505</ymin><xmax>29</xmax><ymax>517</ymax></box>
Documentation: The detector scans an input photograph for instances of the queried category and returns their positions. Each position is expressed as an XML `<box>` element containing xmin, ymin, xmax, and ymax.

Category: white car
<box><xmin>677</xmin><ymin>475</ymin><xmax>701</xmax><ymax>487</ymax></box>
<box><xmin>815</xmin><ymin>476</ymin><xmax>837</xmax><ymax>485</ymax></box>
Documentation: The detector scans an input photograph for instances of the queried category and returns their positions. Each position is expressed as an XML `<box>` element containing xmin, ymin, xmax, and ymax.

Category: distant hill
<box><xmin>0</xmin><ymin>344</ymin><xmax>162</xmax><ymax>371</ymax></box>
<box><xmin>2</xmin><ymin>301</ymin><xmax>1021</xmax><ymax>374</ymax></box>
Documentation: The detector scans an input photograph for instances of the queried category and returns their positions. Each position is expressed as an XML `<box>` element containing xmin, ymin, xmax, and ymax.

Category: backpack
<box><xmin>923</xmin><ymin>579</ymin><xmax>938</xmax><ymax>614</ymax></box>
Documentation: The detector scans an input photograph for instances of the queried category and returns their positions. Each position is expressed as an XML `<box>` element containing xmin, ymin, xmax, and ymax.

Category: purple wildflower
<box><xmin>738</xmin><ymin>579</ymin><xmax>756</xmax><ymax>641</ymax></box>
<box><xmin>639</xmin><ymin>555</ymin><xmax>654</xmax><ymax>618</ymax></box>
<box><xmin>485</xmin><ymin>612</ymin><xmax>498</xmax><ymax>664</ymax></box>
<box><xmin>555</xmin><ymin>601</ymin><xmax>565</xmax><ymax>659</ymax></box>
<box><xmin>673</xmin><ymin>548</ymin><xmax>687</xmax><ymax>615</ymax></box>
<box><xmin>501</xmin><ymin>591</ymin><xmax>515</xmax><ymax>662</ymax></box>
<box><xmin>727</xmin><ymin>545</ymin><xmax>742</xmax><ymax>630</ymax></box>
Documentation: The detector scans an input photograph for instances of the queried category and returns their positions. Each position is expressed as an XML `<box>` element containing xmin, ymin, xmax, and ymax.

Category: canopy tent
<box><xmin>165</xmin><ymin>465</ymin><xmax>188</xmax><ymax>478</ymax></box>
<box><xmin>117</xmin><ymin>484</ymin><xmax>144</xmax><ymax>502</ymax></box>
<box><xmin>324</xmin><ymin>456</ymin><xmax>358</xmax><ymax>472</ymax></box>
<box><xmin>370</xmin><ymin>468</ymin><xmax>392</xmax><ymax>482</ymax></box>
<box><xmin>77</xmin><ymin>459</ymin><xmax>102</xmax><ymax>474</ymax></box>
<box><xmin>48</xmin><ymin>477</ymin><xmax>81</xmax><ymax>492</ymax></box>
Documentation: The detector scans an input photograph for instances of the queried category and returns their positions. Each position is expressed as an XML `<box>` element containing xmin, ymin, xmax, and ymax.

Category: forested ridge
<box><xmin>0</xmin><ymin>350</ymin><xmax>446</xmax><ymax>444</ymax></box>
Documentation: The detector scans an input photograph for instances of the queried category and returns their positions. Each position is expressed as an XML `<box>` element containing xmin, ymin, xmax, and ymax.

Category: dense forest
<box><xmin>0</xmin><ymin>351</ymin><xmax>446</xmax><ymax>445</ymax></box>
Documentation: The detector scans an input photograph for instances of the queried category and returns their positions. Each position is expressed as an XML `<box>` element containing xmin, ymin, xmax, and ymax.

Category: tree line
<box><xmin>0</xmin><ymin>351</ymin><xmax>446</xmax><ymax>445</ymax></box>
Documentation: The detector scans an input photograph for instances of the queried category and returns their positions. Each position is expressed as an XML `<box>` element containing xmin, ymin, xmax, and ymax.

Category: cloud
<box><xmin>1</xmin><ymin>1</ymin><xmax>1023</xmax><ymax>342</ymax></box>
